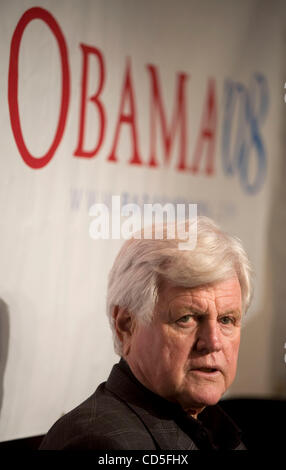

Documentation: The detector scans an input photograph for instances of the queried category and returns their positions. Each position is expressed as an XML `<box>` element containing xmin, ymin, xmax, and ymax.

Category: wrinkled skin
<box><xmin>115</xmin><ymin>277</ymin><xmax>242</xmax><ymax>418</ymax></box>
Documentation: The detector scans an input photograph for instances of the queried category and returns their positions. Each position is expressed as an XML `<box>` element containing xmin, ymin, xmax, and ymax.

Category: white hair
<box><xmin>107</xmin><ymin>216</ymin><xmax>253</xmax><ymax>355</ymax></box>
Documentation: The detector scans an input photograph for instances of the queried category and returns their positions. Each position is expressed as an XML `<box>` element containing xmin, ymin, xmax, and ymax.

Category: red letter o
<box><xmin>8</xmin><ymin>7</ymin><xmax>70</xmax><ymax>169</ymax></box>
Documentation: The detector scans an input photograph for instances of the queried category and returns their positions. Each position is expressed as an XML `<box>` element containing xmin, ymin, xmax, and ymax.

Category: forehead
<box><xmin>156</xmin><ymin>277</ymin><xmax>242</xmax><ymax>313</ymax></box>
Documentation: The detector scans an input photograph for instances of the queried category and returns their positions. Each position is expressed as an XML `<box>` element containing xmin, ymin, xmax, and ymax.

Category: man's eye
<box><xmin>177</xmin><ymin>315</ymin><xmax>192</xmax><ymax>324</ymax></box>
<box><xmin>219</xmin><ymin>316</ymin><xmax>235</xmax><ymax>325</ymax></box>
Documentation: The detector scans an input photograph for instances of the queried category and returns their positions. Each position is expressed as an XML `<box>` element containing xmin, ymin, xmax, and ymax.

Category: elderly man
<box><xmin>40</xmin><ymin>216</ymin><xmax>252</xmax><ymax>450</ymax></box>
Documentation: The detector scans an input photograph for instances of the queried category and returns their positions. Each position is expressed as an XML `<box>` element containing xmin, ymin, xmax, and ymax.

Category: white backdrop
<box><xmin>0</xmin><ymin>0</ymin><xmax>285</xmax><ymax>441</ymax></box>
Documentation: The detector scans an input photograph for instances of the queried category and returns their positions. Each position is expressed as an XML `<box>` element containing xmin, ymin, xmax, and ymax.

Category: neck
<box><xmin>184</xmin><ymin>406</ymin><xmax>205</xmax><ymax>420</ymax></box>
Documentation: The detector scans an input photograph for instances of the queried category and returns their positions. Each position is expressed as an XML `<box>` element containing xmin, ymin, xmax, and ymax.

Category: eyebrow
<box><xmin>171</xmin><ymin>306</ymin><xmax>242</xmax><ymax>318</ymax></box>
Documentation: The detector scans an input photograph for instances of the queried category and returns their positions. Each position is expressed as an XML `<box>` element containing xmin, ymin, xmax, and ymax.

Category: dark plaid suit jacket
<box><xmin>40</xmin><ymin>359</ymin><xmax>245</xmax><ymax>450</ymax></box>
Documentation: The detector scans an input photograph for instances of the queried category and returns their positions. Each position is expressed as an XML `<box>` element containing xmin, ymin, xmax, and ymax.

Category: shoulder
<box><xmin>40</xmin><ymin>382</ymin><xmax>155</xmax><ymax>450</ymax></box>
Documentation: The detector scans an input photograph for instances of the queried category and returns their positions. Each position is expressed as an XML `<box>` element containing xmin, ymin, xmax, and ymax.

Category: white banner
<box><xmin>0</xmin><ymin>0</ymin><xmax>285</xmax><ymax>440</ymax></box>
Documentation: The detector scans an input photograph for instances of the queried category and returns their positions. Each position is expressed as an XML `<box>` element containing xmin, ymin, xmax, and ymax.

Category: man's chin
<box><xmin>179</xmin><ymin>386</ymin><xmax>224</xmax><ymax>412</ymax></box>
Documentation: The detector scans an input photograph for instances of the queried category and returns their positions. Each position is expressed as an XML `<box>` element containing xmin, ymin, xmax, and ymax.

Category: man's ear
<box><xmin>112</xmin><ymin>306</ymin><xmax>136</xmax><ymax>356</ymax></box>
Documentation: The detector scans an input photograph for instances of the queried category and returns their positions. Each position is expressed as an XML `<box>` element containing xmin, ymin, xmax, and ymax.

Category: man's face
<box><xmin>127</xmin><ymin>277</ymin><xmax>242</xmax><ymax>416</ymax></box>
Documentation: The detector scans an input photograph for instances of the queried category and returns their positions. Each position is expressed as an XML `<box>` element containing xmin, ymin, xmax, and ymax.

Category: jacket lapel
<box><xmin>123</xmin><ymin>401</ymin><xmax>198</xmax><ymax>450</ymax></box>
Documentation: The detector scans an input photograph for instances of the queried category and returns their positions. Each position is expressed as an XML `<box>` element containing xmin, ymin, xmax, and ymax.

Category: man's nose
<box><xmin>195</xmin><ymin>319</ymin><xmax>222</xmax><ymax>354</ymax></box>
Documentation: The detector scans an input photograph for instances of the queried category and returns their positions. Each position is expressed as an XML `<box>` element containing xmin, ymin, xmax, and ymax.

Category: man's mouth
<box><xmin>190</xmin><ymin>366</ymin><xmax>222</xmax><ymax>375</ymax></box>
